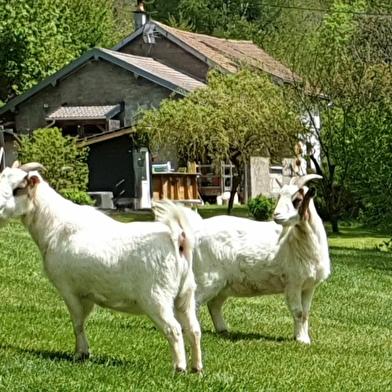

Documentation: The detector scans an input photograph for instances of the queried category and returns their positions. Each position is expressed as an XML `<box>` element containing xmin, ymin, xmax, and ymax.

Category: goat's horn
<box><xmin>11</xmin><ymin>160</ymin><xmax>21</xmax><ymax>168</ymax></box>
<box><xmin>20</xmin><ymin>162</ymin><xmax>46</xmax><ymax>172</ymax></box>
<box><xmin>296</xmin><ymin>174</ymin><xmax>323</xmax><ymax>189</ymax></box>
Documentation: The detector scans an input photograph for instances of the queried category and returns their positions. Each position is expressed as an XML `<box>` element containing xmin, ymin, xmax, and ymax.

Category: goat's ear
<box><xmin>298</xmin><ymin>187</ymin><xmax>316</xmax><ymax>220</ymax></box>
<box><xmin>306</xmin><ymin>187</ymin><xmax>317</xmax><ymax>198</ymax></box>
<box><xmin>28</xmin><ymin>175</ymin><xmax>41</xmax><ymax>187</ymax></box>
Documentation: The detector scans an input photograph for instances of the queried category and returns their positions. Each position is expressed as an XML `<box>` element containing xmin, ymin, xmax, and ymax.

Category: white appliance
<box><xmin>87</xmin><ymin>191</ymin><xmax>115</xmax><ymax>209</ymax></box>
<box><xmin>152</xmin><ymin>161</ymin><xmax>172</xmax><ymax>173</ymax></box>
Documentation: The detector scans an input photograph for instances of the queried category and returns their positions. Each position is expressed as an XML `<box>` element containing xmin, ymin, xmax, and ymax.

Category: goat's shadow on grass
<box><xmin>202</xmin><ymin>330</ymin><xmax>289</xmax><ymax>343</ymax></box>
<box><xmin>0</xmin><ymin>344</ymin><xmax>72</xmax><ymax>362</ymax></box>
<box><xmin>0</xmin><ymin>344</ymin><xmax>136</xmax><ymax>366</ymax></box>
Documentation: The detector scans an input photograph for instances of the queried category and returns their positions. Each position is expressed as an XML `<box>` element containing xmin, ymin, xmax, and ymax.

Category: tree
<box><xmin>287</xmin><ymin>0</ymin><xmax>392</xmax><ymax>232</ymax></box>
<box><xmin>148</xmin><ymin>0</ymin><xmax>333</xmax><ymax>57</ymax></box>
<box><xmin>344</xmin><ymin>1</ymin><xmax>392</xmax><ymax>228</ymax></box>
<box><xmin>135</xmin><ymin>68</ymin><xmax>302</xmax><ymax>213</ymax></box>
<box><xmin>113</xmin><ymin>0</ymin><xmax>136</xmax><ymax>39</ymax></box>
<box><xmin>0</xmin><ymin>0</ymin><xmax>120</xmax><ymax>102</ymax></box>
<box><xmin>15</xmin><ymin>127</ymin><xmax>94</xmax><ymax>205</ymax></box>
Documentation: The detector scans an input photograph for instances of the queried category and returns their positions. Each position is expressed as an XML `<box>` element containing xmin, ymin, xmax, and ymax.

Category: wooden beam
<box><xmin>77</xmin><ymin>128</ymin><xmax>134</xmax><ymax>146</ymax></box>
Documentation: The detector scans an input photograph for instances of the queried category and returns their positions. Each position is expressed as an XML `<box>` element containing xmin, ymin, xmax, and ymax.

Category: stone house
<box><xmin>0</xmin><ymin>47</ymin><xmax>204</xmax><ymax>206</ymax></box>
<box><xmin>0</xmin><ymin>2</ymin><xmax>302</xmax><ymax>205</ymax></box>
<box><xmin>112</xmin><ymin>14</ymin><xmax>302</xmax><ymax>200</ymax></box>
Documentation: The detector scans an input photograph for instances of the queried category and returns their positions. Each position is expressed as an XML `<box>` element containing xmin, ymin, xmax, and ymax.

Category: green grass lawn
<box><xmin>108</xmin><ymin>205</ymin><xmax>252</xmax><ymax>222</ymax></box>
<box><xmin>0</xmin><ymin>214</ymin><xmax>391</xmax><ymax>391</ymax></box>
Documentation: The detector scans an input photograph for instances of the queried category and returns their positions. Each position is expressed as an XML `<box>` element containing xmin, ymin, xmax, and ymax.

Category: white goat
<box><xmin>0</xmin><ymin>162</ymin><xmax>202</xmax><ymax>372</ymax></box>
<box><xmin>152</xmin><ymin>200</ymin><xmax>203</xmax><ymax>230</ymax></box>
<box><xmin>154</xmin><ymin>174</ymin><xmax>330</xmax><ymax>344</ymax></box>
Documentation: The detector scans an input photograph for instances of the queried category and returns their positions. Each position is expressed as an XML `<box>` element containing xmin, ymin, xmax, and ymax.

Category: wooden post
<box><xmin>173</xmin><ymin>175</ymin><xmax>179</xmax><ymax>200</ymax></box>
<box><xmin>184</xmin><ymin>175</ymin><xmax>190</xmax><ymax>200</ymax></box>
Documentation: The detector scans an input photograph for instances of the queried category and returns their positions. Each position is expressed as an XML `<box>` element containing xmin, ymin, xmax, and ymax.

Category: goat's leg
<box><xmin>285</xmin><ymin>285</ymin><xmax>311</xmax><ymax>344</ymax></box>
<box><xmin>299</xmin><ymin>286</ymin><xmax>316</xmax><ymax>343</ymax></box>
<box><xmin>175</xmin><ymin>290</ymin><xmax>203</xmax><ymax>373</ymax></box>
<box><xmin>62</xmin><ymin>294</ymin><xmax>95</xmax><ymax>360</ymax></box>
<box><xmin>207</xmin><ymin>293</ymin><xmax>228</xmax><ymax>333</ymax></box>
<box><xmin>149</xmin><ymin>305</ymin><xmax>187</xmax><ymax>372</ymax></box>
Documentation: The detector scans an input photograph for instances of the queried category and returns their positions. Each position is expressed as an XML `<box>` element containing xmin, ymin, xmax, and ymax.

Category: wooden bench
<box><xmin>153</xmin><ymin>172</ymin><xmax>201</xmax><ymax>206</ymax></box>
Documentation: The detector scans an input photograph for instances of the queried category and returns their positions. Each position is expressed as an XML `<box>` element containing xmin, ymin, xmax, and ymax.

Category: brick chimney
<box><xmin>134</xmin><ymin>0</ymin><xmax>148</xmax><ymax>30</ymax></box>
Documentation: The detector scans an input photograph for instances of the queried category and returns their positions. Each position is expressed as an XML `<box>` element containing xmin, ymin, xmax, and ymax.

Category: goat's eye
<box><xmin>292</xmin><ymin>197</ymin><xmax>302</xmax><ymax>209</ymax></box>
<box><xmin>13</xmin><ymin>187</ymin><xmax>26</xmax><ymax>197</ymax></box>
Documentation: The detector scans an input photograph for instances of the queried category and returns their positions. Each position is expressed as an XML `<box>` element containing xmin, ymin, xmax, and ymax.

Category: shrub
<box><xmin>247</xmin><ymin>194</ymin><xmax>276</xmax><ymax>221</ymax></box>
<box><xmin>59</xmin><ymin>190</ymin><xmax>95</xmax><ymax>206</ymax></box>
<box><xmin>15</xmin><ymin>127</ymin><xmax>95</xmax><ymax>205</ymax></box>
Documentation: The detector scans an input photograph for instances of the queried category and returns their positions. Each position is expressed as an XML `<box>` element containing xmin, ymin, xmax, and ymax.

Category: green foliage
<box><xmin>136</xmin><ymin>68</ymin><xmax>302</xmax><ymax>173</ymax></box>
<box><xmin>135</xmin><ymin>68</ymin><xmax>303</xmax><ymax>215</ymax></box>
<box><xmin>113</xmin><ymin>0</ymin><xmax>136</xmax><ymax>38</ymax></box>
<box><xmin>284</xmin><ymin>1</ymin><xmax>392</xmax><ymax>231</ymax></box>
<box><xmin>0</xmin><ymin>0</ymin><xmax>121</xmax><ymax>101</ymax></box>
<box><xmin>59</xmin><ymin>190</ymin><xmax>95</xmax><ymax>206</ymax></box>
<box><xmin>149</xmin><ymin>0</ymin><xmax>332</xmax><ymax>50</ymax></box>
<box><xmin>247</xmin><ymin>194</ymin><xmax>276</xmax><ymax>221</ymax></box>
<box><xmin>15</xmin><ymin>127</ymin><xmax>94</xmax><ymax>205</ymax></box>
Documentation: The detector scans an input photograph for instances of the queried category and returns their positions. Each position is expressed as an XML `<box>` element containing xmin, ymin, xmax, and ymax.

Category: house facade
<box><xmin>0</xmin><ymin>2</ymin><xmax>303</xmax><ymax>206</ymax></box>
<box><xmin>0</xmin><ymin>47</ymin><xmax>204</xmax><ymax>207</ymax></box>
<box><xmin>112</xmin><ymin>16</ymin><xmax>303</xmax><ymax>200</ymax></box>
<box><xmin>0</xmin><ymin>48</ymin><xmax>204</xmax><ymax>135</ymax></box>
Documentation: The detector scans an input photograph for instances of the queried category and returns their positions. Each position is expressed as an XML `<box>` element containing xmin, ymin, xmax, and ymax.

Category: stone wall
<box><xmin>249</xmin><ymin>156</ymin><xmax>297</xmax><ymax>199</ymax></box>
<box><xmin>14</xmin><ymin>60</ymin><xmax>173</xmax><ymax>133</ymax></box>
<box><xmin>120</xmin><ymin>35</ymin><xmax>209</xmax><ymax>82</ymax></box>
<box><xmin>250</xmin><ymin>157</ymin><xmax>270</xmax><ymax>198</ymax></box>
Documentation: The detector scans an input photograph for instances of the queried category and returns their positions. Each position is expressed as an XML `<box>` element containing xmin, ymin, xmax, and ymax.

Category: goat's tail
<box><xmin>152</xmin><ymin>200</ymin><xmax>195</xmax><ymax>266</ymax></box>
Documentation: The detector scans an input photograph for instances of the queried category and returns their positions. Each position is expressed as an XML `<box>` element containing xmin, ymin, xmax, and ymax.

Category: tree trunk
<box><xmin>227</xmin><ymin>175</ymin><xmax>241</xmax><ymax>215</ymax></box>
<box><xmin>310</xmin><ymin>154</ymin><xmax>340</xmax><ymax>233</ymax></box>
<box><xmin>331</xmin><ymin>217</ymin><xmax>339</xmax><ymax>233</ymax></box>
<box><xmin>226</xmin><ymin>153</ymin><xmax>243</xmax><ymax>215</ymax></box>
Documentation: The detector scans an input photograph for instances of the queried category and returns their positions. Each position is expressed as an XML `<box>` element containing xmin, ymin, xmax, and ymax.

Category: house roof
<box><xmin>99</xmin><ymin>48</ymin><xmax>205</xmax><ymax>93</ymax></box>
<box><xmin>113</xmin><ymin>21</ymin><xmax>301</xmax><ymax>83</ymax></box>
<box><xmin>46</xmin><ymin>104</ymin><xmax>122</xmax><ymax>121</ymax></box>
<box><xmin>0</xmin><ymin>48</ymin><xmax>205</xmax><ymax>117</ymax></box>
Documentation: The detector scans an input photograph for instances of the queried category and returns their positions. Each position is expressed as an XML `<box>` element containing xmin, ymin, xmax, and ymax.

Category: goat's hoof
<box><xmin>296</xmin><ymin>336</ymin><xmax>311</xmax><ymax>344</ymax></box>
<box><xmin>73</xmin><ymin>352</ymin><xmax>90</xmax><ymax>361</ymax></box>
<box><xmin>191</xmin><ymin>366</ymin><xmax>203</xmax><ymax>374</ymax></box>
<box><xmin>175</xmin><ymin>366</ymin><xmax>187</xmax><ymax>373</ymax></box>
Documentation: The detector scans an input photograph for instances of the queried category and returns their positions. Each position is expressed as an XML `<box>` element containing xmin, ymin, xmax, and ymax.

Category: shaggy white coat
<box><xmin>0</xmin><ymin>165</ymin><xmax>202</xmax><ymax>372</ymax></box>
<box><xmin>155</xmin><ymin>175</ymin><xmax>330</xmax><ymax>343</ymax></box>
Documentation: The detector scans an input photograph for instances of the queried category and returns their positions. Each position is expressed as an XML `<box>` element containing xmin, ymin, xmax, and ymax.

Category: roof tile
<box><xmin>46</xmin><ymin>105</ymin><xmax>121</xmax><ymax>120</ymax></box>
<box><xmin>153</xmin><ymin>22</ymin><xmax>301</xmax><ymax>82</ymax></box>
<box><xmin>101</xmin><ymin>49</ymin><xmax>205</xmax><ymax>92</ymax></box>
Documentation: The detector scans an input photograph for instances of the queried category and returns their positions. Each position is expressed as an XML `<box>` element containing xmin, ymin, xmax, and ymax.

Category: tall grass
<box><xmin>0</xmin><ymin>217</ymin><xmax>391</xmax><ymax>391</ymax></box>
